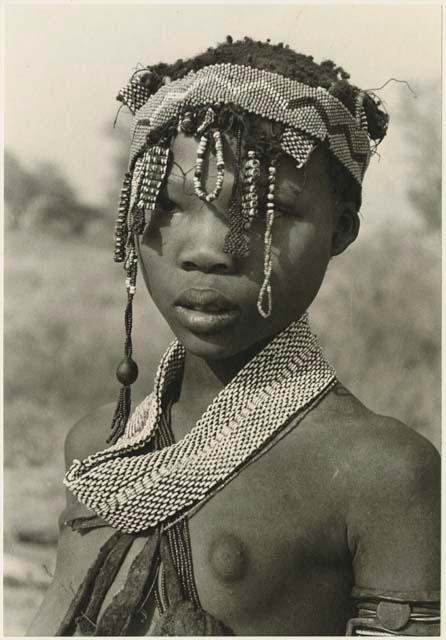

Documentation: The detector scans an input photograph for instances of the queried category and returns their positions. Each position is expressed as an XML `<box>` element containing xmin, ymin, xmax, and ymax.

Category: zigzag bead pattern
<box><xmin>126</xmin><ymin>64</ymin><xmax>371</xmax><ymax>185</ymax></box>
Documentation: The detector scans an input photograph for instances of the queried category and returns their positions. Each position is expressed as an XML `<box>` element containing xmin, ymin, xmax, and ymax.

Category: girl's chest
<box><xmin>183</xmin><ymin>442</ymin><xmax>350</xmax><ymax>629</ymax></box>
<box><xmin>67</xmin><ymin>438</ymin><xmax>350</xmax><ymax>636</ymax></box>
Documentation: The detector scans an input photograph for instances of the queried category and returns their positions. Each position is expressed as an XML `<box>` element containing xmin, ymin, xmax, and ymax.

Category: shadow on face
<box><xmin>135</xmin><ymin>131</ymin><xmax>356</xmax><ymax>360</ymax></box>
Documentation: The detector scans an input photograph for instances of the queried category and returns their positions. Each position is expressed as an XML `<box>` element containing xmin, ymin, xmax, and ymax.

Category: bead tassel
<box><xmin>193</xmin><ymin>130</ymin><xmax>225</xmax><ymax>203</ymax></box>
<box><xmin>130</xmin><ymin>146</ymin><xmax>170</xmax><ymax>236</ymax></box>
<box><xmin>242</xmin><ymin>150</ymin><xmax>261</xmax><ymax>230</ymax></box>
<box><xmin>114</xmin><ymin>172</ymin><xmax>132</xmax><ymax>263</ymax></box>
<box><xmin>223</xmin><ymin>124</ymin><xmax>250</xmax><ymax>258</ymax></box>
<box><xmin>257</xmin><ymin>158</ymin><xmax>277</xmax><ymax>318</ymax></box>
<box><xmin>110</xmin><ymin>145</ymin><xmax>170</xmax><ymax>445</ymax></box>
<box><xmin>108</xmin><ymin>246</ymin><xmax>138</xmax><ymax>445</ymax></box>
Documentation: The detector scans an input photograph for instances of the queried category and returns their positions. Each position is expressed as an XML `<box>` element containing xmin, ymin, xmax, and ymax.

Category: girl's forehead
<box><xmin>168</xmin><ymin>132</ymin><xmax>330</xmax><ymax>197</ymax></box>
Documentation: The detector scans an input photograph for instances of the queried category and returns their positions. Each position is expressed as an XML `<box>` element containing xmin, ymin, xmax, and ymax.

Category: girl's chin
<box><xmin>164</xmin><ymin>305</ymin><xmax>302</xmax><ymax>360</ymax></box>
<box><xmin>170</xmin><ymin>322</ymin><xmax>267</xmax><ymax>361</ymax></box>
<box><xmin>177</xmin><ymin>330</ymin><xmax>251</xmax><ymax>360</ymax></box>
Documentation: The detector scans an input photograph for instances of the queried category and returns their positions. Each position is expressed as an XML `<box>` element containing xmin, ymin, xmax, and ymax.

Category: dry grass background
<box><xmin>4</xmin><ymin>218</ymin><xmax>440</xmax><ymax>635</ymax></box>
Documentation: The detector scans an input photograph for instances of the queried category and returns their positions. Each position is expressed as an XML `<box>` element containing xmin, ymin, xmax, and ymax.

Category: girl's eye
<box><xmin>260</xmin><ymin>205</ymin><xmax>295</xmax><ymax>220</ymax></box>
<box><xmin>275</xmin><ymin>203</ymin><xmax>302</xmax><ymax>218</ymax></box>
<box><xmin>156</xmin><ymin>195</ymin><xmax>181</xmax><ymax>214</ymax></box>
<box><xmin>250</xmin><ymin>208</ymin><xmax>284</xmax><ymax>225</ymax></box>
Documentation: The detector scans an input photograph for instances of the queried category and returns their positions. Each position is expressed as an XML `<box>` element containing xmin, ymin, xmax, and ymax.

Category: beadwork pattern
<box><xmin>114</xmin><ymin>172</ymin><xmax>132</xmax><ymax>263</ymax></box>
<box><xmin>107</xmin><ymin>60</ymin><xmax>372</xmax><ymax>450</ymax></box>
<box><xmin>222</xmin><ymin>124</ymin><xmax>250</xmax><ymax>258</ymax></box>
<box><xmin>193</xmin><ymin>130</ymin><xmax>225</xmax><ymax>203</ymax></box>
<box><xmin>109</xmin><ymin>144</ymin><xmax>171</xmax><ymax>444</ymax></box>
<box><xmin>257</xmin><ymin>158</ymin><xmax>277</xmax><ymax>318</ymax></box>
<box><xmin>242</xmin><ymin>150</ymin><xmax>261</xmax><ymax>228</ymax></box>
<box><xmin>126</xmin><ymin>64</ymin><xmax>371</xmax><ymax>185</ymax></box>
<box><xmin>64</xmin><ymin>314</ymin><xmax>337</xmax><ymax>533</ymax></box>
<box><xmin>117</xmin><ymin>73</ymin><xmax>153</xmax><ymax>115</ymax></box>
<box><xmin>130</xmin><ymin>145</ymin><xmax>170</xmax><ymax>235</ymax></box>
<box><xmin>116</xmin><ymin>63</ymin><xmax>374</xmax><ymax>322</ymax></box>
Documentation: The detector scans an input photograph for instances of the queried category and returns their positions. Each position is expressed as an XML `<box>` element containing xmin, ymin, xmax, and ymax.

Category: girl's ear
<box><xmin>331</xmin><ymin>204</ymin><xmax>360</xmax><ymax>256</ymax></box>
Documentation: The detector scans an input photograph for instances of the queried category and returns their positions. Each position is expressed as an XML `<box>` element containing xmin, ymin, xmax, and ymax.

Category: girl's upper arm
<box><xmin>28</xmin><ymin>405</ymin><xmax>117</xmax><ymax>636</ymax></box>
<box><xmin>348</xmin><ymin>420</ymin><xmax>440</xmax><ymax>593</ymax></box>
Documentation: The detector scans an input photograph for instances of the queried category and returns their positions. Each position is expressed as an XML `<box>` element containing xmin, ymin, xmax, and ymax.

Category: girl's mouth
<box><xmin>174</xmin><ymin>288</ymin><xmax>241</xmax><ymax>334</ymax></box>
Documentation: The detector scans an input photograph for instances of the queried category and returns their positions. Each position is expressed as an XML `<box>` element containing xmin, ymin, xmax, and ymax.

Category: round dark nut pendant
<box><xmin>116</xmin><ymin>357</ymin><xmax>139</xmax><ymax>385</ymax></box>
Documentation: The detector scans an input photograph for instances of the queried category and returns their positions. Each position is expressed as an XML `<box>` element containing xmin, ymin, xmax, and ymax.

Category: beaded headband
<box><xmin>108</xmin><ymin>62</ymin><xmax>373</xmax><ymax>443</ymax></box>
<box><xmin>123</xmin><ymin>64</ymin><xmax>371</xmax><ymax>185</ymax></box>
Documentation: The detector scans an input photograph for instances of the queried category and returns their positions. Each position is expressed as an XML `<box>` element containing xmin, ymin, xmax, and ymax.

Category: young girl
<box><xmin>30</xmin><ymin>38</ymin><xmax>440</xmax><ymax>636</ymax></box>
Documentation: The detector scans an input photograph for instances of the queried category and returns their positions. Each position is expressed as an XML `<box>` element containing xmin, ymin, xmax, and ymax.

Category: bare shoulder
<box><xmin>332</xmin><ymin>384</ymin><xmax>439</xmax><ymax>493</ymax></box>
<box><xmin>64</xmin><ymin>402</ymin><xmax>117</xmax><ymax>468</ymax></box>
<box><xmin>65</xmin><ymin>392</ymin><xmax>153</xmax><ymax>467</ymax></box>
<box><xmin>295</xmin><ymin>381</ymin><xmax>440</xmax><ymax>499</ymax></box>
<box><xmin>317</xmin><ymin>385</ymin><xmax>442</xmax><ymax>592</ymax></box>
<box><xmin>64</xmin><ymin>391</ymin><xmax>156</xmax><ymax>478</ymax></box>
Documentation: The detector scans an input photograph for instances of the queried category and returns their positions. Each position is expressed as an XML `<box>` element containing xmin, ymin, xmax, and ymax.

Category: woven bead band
<box><xmin>65</xmin><ymin>314</ymin><xmax>337</xmax><ymax>533</ymax></box>
<box><xmin>123</xmin><ymin>63</ymin><xmax>371</xmax><ymax>185</ymax></box>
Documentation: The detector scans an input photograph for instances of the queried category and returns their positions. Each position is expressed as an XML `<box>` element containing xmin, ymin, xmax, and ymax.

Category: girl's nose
<box><xmin>171</xmin><ymin>132</ymin><xmax>242</xmax><ymax>274</ymax></box>
<box><xmin>177</xmin><ymin>202</ymin><xmax>237</xmax><ymax>274</ymax></box>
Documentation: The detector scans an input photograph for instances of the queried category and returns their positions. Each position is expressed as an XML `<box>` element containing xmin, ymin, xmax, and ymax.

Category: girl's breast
<box><xmin>208</xmin><ymin>532</ymin><xmax>249</xmax><ymax>584</ymax></box>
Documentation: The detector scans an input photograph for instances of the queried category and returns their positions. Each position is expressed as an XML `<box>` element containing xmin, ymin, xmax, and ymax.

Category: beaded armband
<box><xmin>346</xmin><ymin>587</ymin><xmax>440</xmax><ymax>636</ymax></box>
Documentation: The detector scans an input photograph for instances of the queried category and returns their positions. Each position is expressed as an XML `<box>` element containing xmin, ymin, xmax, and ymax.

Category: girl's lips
<box><xmin>174</xmin><ymin>305</ymin><xmax>241</xmax><ymax>335</ymax></box>
<box><xmin>174</xmin><ymin>287</ymin><xmax>239</xmax><ymax>312</ymax></box>
<box><xmin>173</xmin><ymin>288</ymin><xmax>241</xmax><ymax>334</ymax></box>
<box><xmin>175</xmin><ymin>305</ymin><xmax>240</xmax><ymax>334</ymax></box>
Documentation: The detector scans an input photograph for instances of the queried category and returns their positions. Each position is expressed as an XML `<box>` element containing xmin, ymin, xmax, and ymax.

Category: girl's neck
<box><xmin>177</xmin><ymin>337</ymin><xmax>271</xmax><ymax>411</ymax></box>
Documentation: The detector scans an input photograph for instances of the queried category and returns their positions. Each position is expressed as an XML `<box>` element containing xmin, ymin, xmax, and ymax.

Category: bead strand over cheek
<box><xmin>193</xmin><ymin>130</ymin><xmax>225</xmax><ymax>203</ymax></box>
<box><xmin>223</xmin><ymin>123</ymin><xmax>251</xmax><ymax>258</ymax></box>
<box><xmin>242</xmin><ymin>150</ymin><xmax>261</xmax><ymax>230</ymax></box>
<box><xmin>257</xmin><ymin>158</ymin><xmax>277</xmax><ymax>319</ymax></box>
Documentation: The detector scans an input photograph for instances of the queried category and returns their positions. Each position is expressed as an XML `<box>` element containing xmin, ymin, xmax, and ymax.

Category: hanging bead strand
<box><xmin>242</xmin><ymin>150</ymin><xmax>261</xmax><ymax>230</ymax></box>
<box><xmin>131</xmin><ymin>145</ymin><xmax>170</xmax><ymax>235</ymax></box>
<box><xmin>114</xmin><ymin>172</ymin><xmax>132</xmax><ymax>263</ymax></box>
<box><xmin>130</xmin><ymin>153</ymin><xmax>150</xmax><ymax>235</ymax></box>
<box><xmin>109</xmin><ymin>145</ymin><xmax>169</xmax><ymax>445</ymax></box>
<box><xmin>223</xmin><ymin>123</ymin><xmax>250</xmax><ymax>258</ymax></box>
<box><xmin>109</xmin><ymin>242</ymin><xmax>139</xmax><ymax>444</ymax></box>
<box><xmin>193</xmin><ymin>130</ymin><xmax>225</xmax><ymax>203</ymax></box>
<box><xmin>257</xmin><ymin>158</ymin><xmax>277</xmax><ymax>319</ymax></box>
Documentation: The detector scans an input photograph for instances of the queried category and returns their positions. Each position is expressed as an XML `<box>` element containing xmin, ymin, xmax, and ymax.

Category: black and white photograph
<box><xmin>4</xmin><ymin>3</ymin><xmax>441</xmax><ymax>636</ymax></box>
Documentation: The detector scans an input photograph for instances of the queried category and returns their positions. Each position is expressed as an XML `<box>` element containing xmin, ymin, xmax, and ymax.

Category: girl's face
<box><xmin>137</xmin><ymin>132</ymin><xmax>341</xmax><ymax>360</ymax></box>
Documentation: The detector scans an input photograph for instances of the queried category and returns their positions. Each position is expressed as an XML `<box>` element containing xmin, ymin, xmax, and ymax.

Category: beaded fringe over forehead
<box><xmin>65</xmin><ymin>314</ymin><xmax>337</xmax><ymax>533</ymax></box>
<box><xmin>124</xmin><ymin>64</ymin><xmax>371</xmax><ymax>185</ymax></box>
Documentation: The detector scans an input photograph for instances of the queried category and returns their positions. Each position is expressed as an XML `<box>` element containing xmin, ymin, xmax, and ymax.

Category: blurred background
<box><xmin>4</xmin><ymin>4</ymin><xmax>441</xmax><ymax>635</ymax></box>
